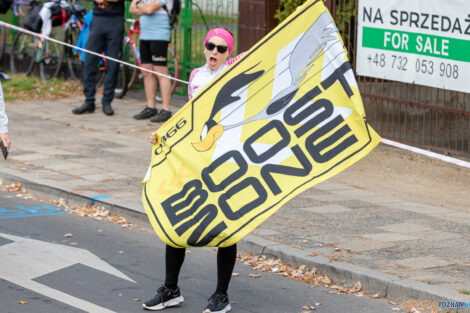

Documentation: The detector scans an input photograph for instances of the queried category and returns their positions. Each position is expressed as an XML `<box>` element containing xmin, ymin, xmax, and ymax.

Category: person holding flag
<box><xmin>145</xmin><ymin>28</ymin><xmax>243</xmax><ymax>313</ymax></box>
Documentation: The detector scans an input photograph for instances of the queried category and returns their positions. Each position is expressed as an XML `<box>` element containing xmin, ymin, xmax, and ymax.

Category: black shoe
<box><xmin>143</xmin><ymin>285</ymin><xmax>184</xmax><ymax>311</ymax></box>
<box><xmin>133</xmin><ymin>107</ymin><xmax>158</xmax><ymax>120</ymax></box>
<box><xmin>203</xmin><ymin>292</ymin><xmax>231</xmax><ymax>313</ymax></box>
<box><xmin>149</xmin><ymin>110</ymin><xmax>172</xmax><ymax>123</ymax></box>
<box><xmin>102</xmin><ymin>103</ymin><xmax>114</xmax><ymax>116</ymax></box>
<box><xmin>72</xmin><ymin>103</ymin><xmax>95</xmax><ymax>115</ymax></box>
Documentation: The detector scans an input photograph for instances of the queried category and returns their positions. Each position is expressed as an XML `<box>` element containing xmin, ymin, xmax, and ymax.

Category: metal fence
<box><xmin>326</xmin><ymin>0</ymin><xmax>470</xmax><ymax>157</ymax></box>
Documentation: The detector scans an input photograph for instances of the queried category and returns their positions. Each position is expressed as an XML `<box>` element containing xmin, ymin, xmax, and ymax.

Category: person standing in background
<box><xmin>72</xmin><ymin>0</ymin><xmax>125</xmax><ymax>116</ymax></box>
<box><xmin>130</xmin><ymin>0</ymin><xmax>173</xmax><ymax>123</ymax></box>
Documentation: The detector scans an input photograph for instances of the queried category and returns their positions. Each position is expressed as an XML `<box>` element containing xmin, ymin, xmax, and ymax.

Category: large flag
<box><xmin>143</xmin><ymin>0</ymin><xmax>381</xmax><ymax>248</ymax></box>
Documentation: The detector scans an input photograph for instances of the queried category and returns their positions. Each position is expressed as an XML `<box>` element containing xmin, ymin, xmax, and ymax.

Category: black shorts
<box><xmin>140</xmin><ymin>40</ymin><xmax>169</xmax><ymax>66</ymax></box>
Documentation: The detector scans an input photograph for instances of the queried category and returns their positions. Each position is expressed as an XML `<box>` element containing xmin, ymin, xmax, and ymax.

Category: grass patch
<box><xmin>459</xmin><ymin>289</ymin><xmax>470</xmax><ymax>295</ymax></box>
<box><xmin>2</xmin><ymin>74</ymin><xmax>82</xmax><ymax>102</ymax></box>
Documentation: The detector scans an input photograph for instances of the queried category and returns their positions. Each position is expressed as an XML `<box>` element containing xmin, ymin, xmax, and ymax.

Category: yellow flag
<box><xmin>143</xmin><ymin>0</ymin><xmax>381</xmax><ymax>248</ymax></box>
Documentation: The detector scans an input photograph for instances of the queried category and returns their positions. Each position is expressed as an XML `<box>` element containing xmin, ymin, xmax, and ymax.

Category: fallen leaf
<box><xmin>70</xmin><ymin>243</ymin><xmax>78</xmax><ymax>246</ymax></box>
<box><xmin>64</xmin><ymin>233</ymin><xmax>73</xmax><ymax>238</ymax></box>
<box><xmin>371</xmin><ymin>293</ymin><xmax>380</xmax><ymax>298</ymax></box>
<box><xmin>232</xmin><ymin>273</ymin><xmax>240</xmax><ymax>277</ymax></box>
<box><xmin>18</xmin><ymin>300</ymin><xmax>28</xmax><ymax>304</ymax></box>
<box><xmin>248</xmin><ymin>273</ymin><xmax>261</xmax><ymax>278</ymax></box>
<box><xmin>118</xmin><ymin>251</ymin><xmax>124</xmax><ymax>254</ymax></box>
<box><xmin>309</xmin><ymin>253</ymin><xmax>318</xmax><ymax>257</ymax></box>
<box><xmin>133</xmin><ymin>298</ymin><xmax>141</xmax><ymax>301</ymax></box>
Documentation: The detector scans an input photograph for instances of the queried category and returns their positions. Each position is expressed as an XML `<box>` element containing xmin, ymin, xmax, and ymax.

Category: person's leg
<box><xmin>149</xmin><ymin>41</ymin><xmax>172</xmax><ymax>123</ymax></box>
<box><xmin>101</xmin><ymin>15</ymin><xmax>124</xmax><ymax>114</ymax></box>
<box><xmin>216</xmin><ymin>244</ymin><xmax>237</xmax><ymax>295</ymax></box>
<box><xmin>142</xmin><ymin>64</ymin><xmax>157</xmax><ymax>109</ymax></box>
<box><xmin>133</xmin><ymin>40</ymin><xmax>158</xmax><ymax>120</ymax></box>
<box><xmin>155</xmin><ymin>66</ymin><xmax>171</xmax><ymax>111</ymax></box>
<box><xmin>142</xmin><ymin>244</ymin><xmax>186</xmax><ymax>310</ymax></box>
<box><xmin>203</xmin><ymin>244</ymin><xmax>236</xmax><ymax>313</ymax></box>
<box><xmin>73</xmin><ymin>17</ymin><xmax>105</xmax><ymax>114</ymax></box>
<box><xmin>164</xmin><ymin>244</ymin><xmax>186</xmax><ymax>290</ymax></box>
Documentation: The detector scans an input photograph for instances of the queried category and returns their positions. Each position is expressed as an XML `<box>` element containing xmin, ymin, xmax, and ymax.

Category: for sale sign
<box><xmin>356</xmin><ymin>0</ymin><xmax>470</xmax><ymax>93</ymax></box>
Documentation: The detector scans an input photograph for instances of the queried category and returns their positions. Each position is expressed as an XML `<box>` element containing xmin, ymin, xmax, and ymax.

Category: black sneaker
<box><xmin>203</xmin><ymin>292</ymin><xmax>231</xmax><ymax>313</ymax></box>
<box><xmin>143</xmin><ymin>285</ymin><xmax>184</xmax><ymax>311</ymax></box>
<box><xmin>133</xmin><ymin>107</ymin><xmax>158</xmax><ymax>120</ymax></box>
<box><xmin>149</xmin><ymin>110</ymin><xmax>172</xmax><ymax>123</ymax></box>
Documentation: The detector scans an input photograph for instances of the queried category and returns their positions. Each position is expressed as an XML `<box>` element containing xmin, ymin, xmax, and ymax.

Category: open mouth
<box><xmin>209</xmin><ymin>57</ymin><xmax>217</xmax><ymax>64</ymax></box>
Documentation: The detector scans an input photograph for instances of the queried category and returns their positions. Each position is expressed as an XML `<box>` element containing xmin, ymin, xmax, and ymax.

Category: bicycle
<box><xmin>10</xmin><ymin>0</ymin><xmax>65</xmax><ymax>80</ymax></box>
<box><xmin>115</xmin><ymin>18</ymin><xmax>179</xmax><ymax>99</ymax></box>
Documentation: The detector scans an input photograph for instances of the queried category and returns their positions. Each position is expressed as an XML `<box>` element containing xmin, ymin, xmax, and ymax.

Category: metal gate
<box><xmin>325</xmin><ymin>0</ymin><xmax>470</xmax><ymax>157</ymax></box>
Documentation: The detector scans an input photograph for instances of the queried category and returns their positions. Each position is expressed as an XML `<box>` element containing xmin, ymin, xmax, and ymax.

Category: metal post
<box><xmin>182</xmin><ymin>0</ymin><xmax>193</xmax><ymax>83</ymax></box>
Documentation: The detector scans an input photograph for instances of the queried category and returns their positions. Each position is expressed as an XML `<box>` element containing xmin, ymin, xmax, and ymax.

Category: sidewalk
<box><xmin>1</xmin><ymin>91</ymin><xmax>469</xmax><ymax>310</ymax></box>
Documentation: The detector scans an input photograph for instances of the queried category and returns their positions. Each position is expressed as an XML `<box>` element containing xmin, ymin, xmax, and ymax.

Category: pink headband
<box><xmin>204</xmin><ymin>28</ymin><xmax>234</xmax><ymax>55</ymax></box>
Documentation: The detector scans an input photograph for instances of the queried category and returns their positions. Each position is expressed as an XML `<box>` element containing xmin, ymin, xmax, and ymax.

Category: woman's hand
<box><xmin>149</xmin><ymin>133</ymin><xmax>158</xmax><ymax>144</ymax></box>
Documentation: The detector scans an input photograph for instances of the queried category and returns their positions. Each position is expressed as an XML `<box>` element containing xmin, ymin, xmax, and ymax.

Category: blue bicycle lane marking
<box><xmin>0</xmin><ymin>206</ymin><xmax>67</xmax><ymax>219</ymax></box>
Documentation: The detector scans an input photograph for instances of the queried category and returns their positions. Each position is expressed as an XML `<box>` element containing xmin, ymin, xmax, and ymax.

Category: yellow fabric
<box><xmin>142</xmin><ymin>0</ymin><xmax>381</xmax><ymax>248</ymax></box>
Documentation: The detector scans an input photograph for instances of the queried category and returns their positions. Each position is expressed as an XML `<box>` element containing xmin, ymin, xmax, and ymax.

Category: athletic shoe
<box><xmin>143</xmin><ymin>285</ymin><xmax>184</xmax><ymax>311</ymax></box>
<box><xmin>149</xmin><ymin>110</ymin><xmax>172</xmax><ymax>123</ymax></box>
<box><xmin>203</xmin><ymin>292</ymin><xmax>231</xmax><ymax>313</ymax></box>
<box><xmin>133</xmin><ymin>107</ymin><xmax>158</xmax><ymax>120</ymax></box>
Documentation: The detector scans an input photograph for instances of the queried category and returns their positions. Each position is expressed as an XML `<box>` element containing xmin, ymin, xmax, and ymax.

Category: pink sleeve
<box><xmin>226</xmin><ymin>52</ymin><xmax>247</xmax><ymax>67</ymax></box>
<box><xmin>188</xmin><ymin>69</ymin><xmax>198</xmax><ymax>100</ymax></box>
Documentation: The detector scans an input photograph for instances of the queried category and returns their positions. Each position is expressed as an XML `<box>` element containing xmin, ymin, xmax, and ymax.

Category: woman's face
<box><xmin>204</xmin><ymin>36</ymin><xmax>230</xmax><ymax>71</ymax></box>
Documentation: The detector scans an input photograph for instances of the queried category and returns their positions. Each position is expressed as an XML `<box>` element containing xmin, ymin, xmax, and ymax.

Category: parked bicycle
<box><xmin>115</xmin><ymin>18</ymin><xmax>179</xmax><ymax>99</ymax></box>
<box><xmin>9</xmin><ymin>0</ymin><xmax>65</xmax><ymax>80</ymax></box>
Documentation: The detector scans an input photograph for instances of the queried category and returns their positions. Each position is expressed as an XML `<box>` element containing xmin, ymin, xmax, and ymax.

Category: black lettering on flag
<box><xmin>261</xmin><ymin>145</ymin><xmax>312</xmax><ymax>195</ymax></box>
<box><xmin>176</xmin><ymin>204</ymin><xmax>227</xmax><ymax>247</ymax></box>
<box><xmin>321</xmin><ymin>62</ymin><xmax>354</xmax><ymax>97</ymax></box>
<box><xmin>293</xmin><ymin>99</ymin><xmax>334</xmax><ymax>138</ymax></box>
<box><xmin>305</xmin><ymin>115</ymin><xmax>358</xmax><ymax>163</ymax></box>
<box><xmin>202</xmin><ymin>150</ymin><xmax>248</xmax><ymax>192</ymax></box>
<box><xmin>219</xmin><ymin>177</ymin><xmax>267</xmax><ymax>220</ymax></box>
<box><xmin>162</xmin><ymin>180</ymin><xmax>208</xmax><ymax>225</ymax></box>
<box><xmin>244</xmin><ymin>120</ymin><xmax>291</xmax><ymax>164</ymax></box>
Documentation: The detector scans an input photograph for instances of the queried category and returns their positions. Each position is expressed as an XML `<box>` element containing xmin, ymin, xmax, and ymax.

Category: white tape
<box><xmin>0</xmin><ymin>21</ymin><xmax>189</xmax><ymax>85</ymax></box>
<box><xmin>381</xmin><ymin>139</ymin><xmax>470</xmax><ymax>169</ymax></box>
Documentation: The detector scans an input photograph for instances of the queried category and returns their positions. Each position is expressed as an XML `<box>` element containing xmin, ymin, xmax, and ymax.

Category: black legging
<box><xmin>164</xmin><ymin>243</ymin><xmax>237</xmax><ymax>295</ymax></box>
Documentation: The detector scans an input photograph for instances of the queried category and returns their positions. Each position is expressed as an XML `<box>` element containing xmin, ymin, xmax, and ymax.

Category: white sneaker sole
<box><xmin>203</xmin><ymin>303</ymin><xmax>231</xmax><ymax>313</ymax></box>
<box><xmin>142</xmin><ymin>296</ymin><xmax>184</xmax><ymax>311</ymax></box>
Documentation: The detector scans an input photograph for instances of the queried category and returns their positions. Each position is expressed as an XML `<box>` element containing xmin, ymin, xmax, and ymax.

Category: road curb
<box><xmin>1</xmin><ymin>168</ymin><xmax>469</xmax><ymax>312</ymax></box>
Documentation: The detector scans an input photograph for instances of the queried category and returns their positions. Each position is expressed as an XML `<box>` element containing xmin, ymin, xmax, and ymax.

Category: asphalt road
<box><xmin>0</xmin><ymin>190</ymin><xmax>397</xmax><ymax>313</ymax></box>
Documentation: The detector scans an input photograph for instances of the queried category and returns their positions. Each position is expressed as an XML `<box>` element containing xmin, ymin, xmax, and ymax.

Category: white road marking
<box><xmin>0</xmin><ymin>232</ymin><xmax>136</xmax><ymax>312</ymax></box>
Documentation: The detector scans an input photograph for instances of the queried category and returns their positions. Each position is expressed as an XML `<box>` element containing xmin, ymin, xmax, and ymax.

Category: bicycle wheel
<box><xmin>65</xmin><ymin>24</ymin><xmax>84</xmax><ymax>81</ymax></box>
<box><xmin>167</xmin><ymin>43</ymin><xmax>179</xmax><ymax>95</ymax></box>
<box><xmin>114</xmin><ymin>60</ymin><xmax>129</xmax><ymax>99</ymax></box>
<box><xmin>39</xmin><ymin>28</ymin><xmax>65</xmax><ymax>81</ymax></box>
<box><xmin>10</xmin><ymin>31</ymin><xmax>36</xmax><ymax>75</ymax></box>
<box><xmin>123</xmin><ymin>38</ymin><xmax>139</xmax><ymax>96</ymax></box>
<box><xmin>0</xmin><ymin>26</ymin><xmax>5</xmax><ymax>62</ymax></box>
<box><xmin>114</xmin><ymin>39</ymin><xmax>134</xmax><ymax>98</ymax></box>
